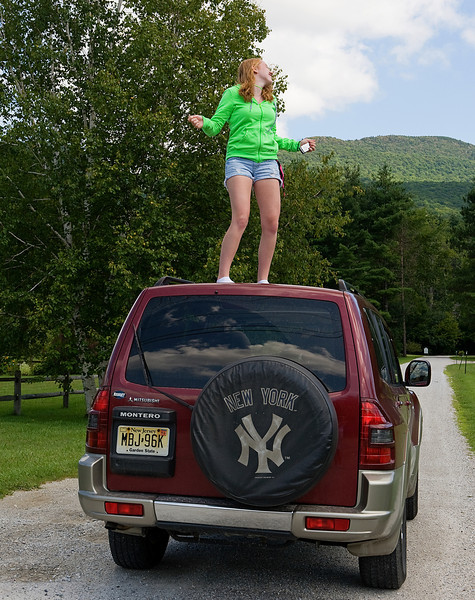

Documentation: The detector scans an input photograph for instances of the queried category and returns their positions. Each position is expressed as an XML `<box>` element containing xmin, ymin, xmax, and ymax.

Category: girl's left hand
<box><xmin>300</xmin><ymin>138</ymin><xmax>316</xmax><ymax>152</ymax></box>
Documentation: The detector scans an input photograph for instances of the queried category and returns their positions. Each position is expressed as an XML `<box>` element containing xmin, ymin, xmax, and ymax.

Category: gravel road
<box><xmin>0</xmin><ymin>356</ymin><xmax>473</xmax><ymax>600</ymax></box>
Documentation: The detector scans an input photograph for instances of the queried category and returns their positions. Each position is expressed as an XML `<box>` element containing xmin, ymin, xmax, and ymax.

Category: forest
<box><xmin>280</xmin><ymin>135</ymin><xmax>475</xmax><ymax>214</ymax></box>
<box><xmin>0</xmin><ymin>0</ymin><xmax>474</xmax><ymax>392</ymax></box>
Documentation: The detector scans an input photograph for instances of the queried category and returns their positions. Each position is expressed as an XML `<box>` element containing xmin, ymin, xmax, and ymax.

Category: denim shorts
<box><xmin>224</xmin><ymin>157</ymin><xmax>283</xmax><ymax>188</ymax></box>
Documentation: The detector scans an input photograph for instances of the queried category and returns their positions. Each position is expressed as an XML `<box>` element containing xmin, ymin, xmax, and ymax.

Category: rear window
<box><xmin>126</xmin><ymin>295</ymin><xmax>346</xmax><ymax>392</ymax></box>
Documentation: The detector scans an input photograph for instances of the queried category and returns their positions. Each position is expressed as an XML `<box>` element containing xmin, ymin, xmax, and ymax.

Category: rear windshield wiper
<box><xmin>132</xmin><ymin>325</ymin><xmax>193</xmax><ymax>411</ymax></box>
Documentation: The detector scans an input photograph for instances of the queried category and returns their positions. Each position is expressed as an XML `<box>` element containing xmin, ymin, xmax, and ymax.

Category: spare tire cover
<box><xmin>191</xmin><ymin>356</ymin><xmax>338</xmax><ymax>507</ymax></box>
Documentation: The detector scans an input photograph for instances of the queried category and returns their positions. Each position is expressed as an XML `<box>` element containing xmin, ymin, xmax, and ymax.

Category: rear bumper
<box><xmin>78</xmin><ymin>453</ymin><xmax>406</xmax><ymax>556</ymax></box>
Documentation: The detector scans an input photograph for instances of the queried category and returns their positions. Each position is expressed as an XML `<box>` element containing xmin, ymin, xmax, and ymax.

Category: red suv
<box><xmin>78</xmin><ymin>278</ymin><xmax>430</xmax><ymax>589</ymax></box>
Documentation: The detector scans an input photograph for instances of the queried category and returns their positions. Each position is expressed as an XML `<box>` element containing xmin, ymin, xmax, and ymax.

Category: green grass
<box><xmin>446</xmin><ymin>362</ymin><xmax>475</xmax><ymax>453</ymax></box>
<box><xmin>0</xmin><ymin>380</ymin><xmax>88</xmax><ymax>499</ymax></box>
<box><xmin>399</xmin><ymin>355</ymin><xmax>422</xmax><ymax>365</ymax></box>
<box><xmin>0</xmin><ymin>375</ymin><xmax>84</xmax><ymax>397</ymax></box>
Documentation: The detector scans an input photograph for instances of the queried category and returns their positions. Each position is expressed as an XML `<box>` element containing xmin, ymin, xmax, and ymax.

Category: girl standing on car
<box><xmin>188</xmin><ymin>58</ymin><xmax>316</xmax><ymax>284</ymax></box>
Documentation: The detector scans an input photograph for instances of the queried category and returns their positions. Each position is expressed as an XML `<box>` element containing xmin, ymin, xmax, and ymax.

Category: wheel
<box><xmin>358</xmin><ymin>511</ymin><xmax>407</xmax><ymax>589</ymax></box>
<box><xmin>191</xmin><ymin>356</ymin><xmax>338</xmax><ymax>507</ymax></box>
<box><xmin>108</xmin><ymin>528</ymin><xmax>169</xmax><ymax>569</ymax></box>
<box><xmin>406</xmin><ymin>477</ymin><xmax>419</xmax><ymax>520</ymax></box>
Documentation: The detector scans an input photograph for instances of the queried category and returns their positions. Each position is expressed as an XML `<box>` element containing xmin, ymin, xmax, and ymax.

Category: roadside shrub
<box><xmin>0</xmin><ymin>358</ymin><xmax>36</xmax><ymax>376</ymax></box>
<box><xmin>406</xmin><ymin>341</ymin><xmax>422</xmax><ymax>354</ymax></box>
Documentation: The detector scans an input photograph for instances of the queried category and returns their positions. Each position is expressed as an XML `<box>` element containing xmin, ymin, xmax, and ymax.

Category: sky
<box><xmin>256</xmin><ymin>0</ymin><xmax>475</xmax><ymax>145</ymax></box>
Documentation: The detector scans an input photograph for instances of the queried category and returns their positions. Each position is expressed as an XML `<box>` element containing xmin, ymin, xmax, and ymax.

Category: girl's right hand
<box><xmin>188</xmin><ymin>115</ymin><xmax>204</xmax><ymax>129</ymax></box>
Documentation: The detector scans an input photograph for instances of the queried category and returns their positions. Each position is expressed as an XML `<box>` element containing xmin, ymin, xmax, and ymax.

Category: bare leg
<box><xmin>254</xmin><ymin>178</ymin><xmax>281</xmax><ymax>282</ymax></box>
<box><xmin>218</xmin><ymin>176</ymin><xmax>253</xmax><ymax>279</ymax></box>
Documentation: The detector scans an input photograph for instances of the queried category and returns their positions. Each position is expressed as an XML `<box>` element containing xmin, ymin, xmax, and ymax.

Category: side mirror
<box><xmin>404</xmin><ymin>360</ymin><xmax>431</xmax><ymax>387</ymax></box>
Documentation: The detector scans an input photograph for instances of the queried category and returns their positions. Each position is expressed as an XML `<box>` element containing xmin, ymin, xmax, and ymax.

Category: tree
<box><xmin>452</xmin><ymin>181</ymin><xmax>475</xmax><ymax>350</ymax></box>
<box><xmin>0</xmin><ymin>0</ymin><xmax>269</xmax><ymax>407</ymax></box>
<box><xmin>272</xmin><ymin>157</ymin><xmax>350</xmax><ymax>286</ymax></box>
<box><xmin>317</xmin><ymin>163</ymin><xmax>461</xmax><ymax>353</ymax></box>
<box><xmin>324</xmin><ymin>165</ymin><xmax>413</xmax><ymax>313</ymax></box>
<box><xmin>392</xmin><ymin>209</ymin><xmax>458</xmax><ymax>354</ymax></box>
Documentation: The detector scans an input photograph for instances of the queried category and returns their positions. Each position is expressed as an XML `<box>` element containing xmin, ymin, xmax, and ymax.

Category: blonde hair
<box><xmin>237</xmin><ymin>58</ymin><xmax>274</xmax><ymax>103</ymax></box>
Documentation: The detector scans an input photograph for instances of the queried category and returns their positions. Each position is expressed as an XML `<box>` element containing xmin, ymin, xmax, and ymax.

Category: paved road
<box><xmin>0</xmin><ymin>357</ymin><xmax>473</xmax><ymax>599</ymax></box>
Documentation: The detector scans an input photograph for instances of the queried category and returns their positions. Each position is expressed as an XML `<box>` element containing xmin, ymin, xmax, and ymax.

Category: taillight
<box><xmin>86</xmin><ymin>388</ymin><xmax>110</xmax><ymax>453</ymax></box>
<box><xmin>359</xmin><ymin>400</ymin><xmax>395</xmax><ymax>469</ymax></box>
<box><xmin>306</xmin><ymin>517</ymin><xmax>350</xmax><ymax>531</ymax></box>
<box><xmin>105</xmin><ymin>502</ymin><xmax>144</xmax><ymax>517</ymax></box>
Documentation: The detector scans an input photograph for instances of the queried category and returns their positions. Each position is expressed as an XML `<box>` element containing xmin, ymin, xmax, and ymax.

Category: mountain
<box><xmin>279</xmin><ymin>135</ymin><xmax>475</xmax><ymax>215</ymax></box>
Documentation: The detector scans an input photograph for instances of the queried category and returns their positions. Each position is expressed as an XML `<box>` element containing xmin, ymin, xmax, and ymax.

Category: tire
<box><xmin>406</xmin><ymin>477</ymin><xmax>419</xmax><ymax>520</ymax></box>
<box><xmin>108</xmin><ymin>528</ymin><xmax>169</xmax><ymax>570</ymax></box>
<box><xmin>191</xmin><ymin>356</ymin><xmax>338</xmax><ymax>507</ymax></box>
<box><xmin>358</xmin><ymin>511</ymin><xmax>407</xmax><ymax>589</ymax></box>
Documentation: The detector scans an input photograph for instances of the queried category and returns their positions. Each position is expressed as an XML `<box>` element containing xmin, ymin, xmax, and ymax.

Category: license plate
<box><xmin>116</xmin><ymin>425</ymin><xmax>170</xmax><ymax>456</ymax></box>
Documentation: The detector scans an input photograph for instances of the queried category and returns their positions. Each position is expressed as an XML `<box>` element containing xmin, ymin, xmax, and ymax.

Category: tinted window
<box><xmin>126</xmin><ymin>295</ymin><xmax>346</xmax><ymax>391</ymax></box>
<box><xmin>364</xmin><ymin>309</ymin><xmax>402</xmax><ymax>385</ymax></box>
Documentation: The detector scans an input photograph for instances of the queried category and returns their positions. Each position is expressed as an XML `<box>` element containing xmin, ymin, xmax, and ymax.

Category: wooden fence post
<box><xmin>13</xmin><ymin>369</ymin><xmax>21</xmax><ymax>416</ymax></box>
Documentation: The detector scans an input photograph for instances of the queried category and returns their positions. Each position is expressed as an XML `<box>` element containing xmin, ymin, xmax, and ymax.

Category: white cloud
<box><xmin>463</xmin><ymin>28</ymin><xmax>475</xmax><ymax>45</ymax></box>
<box><xmin>256</xmin><ymin>0</ymin><xmax>471</xmax><ymax>119</ymax></box>
<box><xmin>461</xmin><ymin>18</ymin><xmax>475</xmax><ymax>46</ymax></box>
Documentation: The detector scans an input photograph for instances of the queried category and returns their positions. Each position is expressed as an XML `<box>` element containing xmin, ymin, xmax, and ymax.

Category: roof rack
<box><xmin>338</xmin><ymin>279</ymin><xmax>360</xmax><ymax>294</ymax></box>
<box><xmin>154</xmin><ymin>276</ymin><xmax>194</xmax><ymax>287</ymax></box>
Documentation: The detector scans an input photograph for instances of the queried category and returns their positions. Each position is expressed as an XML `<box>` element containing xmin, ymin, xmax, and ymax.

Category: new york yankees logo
<box><xmin>234</xmin><ymin>413</ymin><xmax>291</xmax><ymax>474</ymax></box>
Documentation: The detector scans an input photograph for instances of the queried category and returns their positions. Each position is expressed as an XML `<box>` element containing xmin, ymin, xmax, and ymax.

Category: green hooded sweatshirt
<box><xmin>202</xmin><ymin>85</ymin><xmax>300</xmax><ymax>162</ymax></box>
